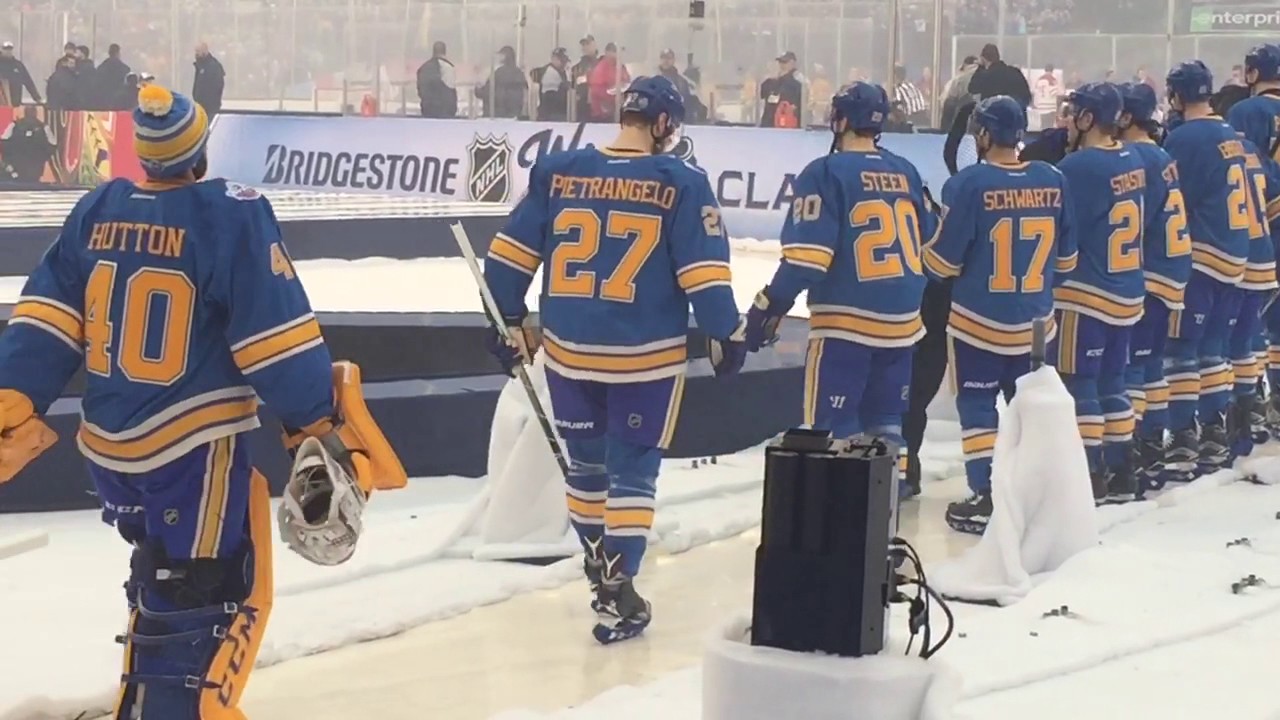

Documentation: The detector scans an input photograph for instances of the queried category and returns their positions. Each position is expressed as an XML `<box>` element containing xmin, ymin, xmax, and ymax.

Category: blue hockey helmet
<box><xmin>968</xmin><ymin>95</ymin><xmax>1026</xmax><ymax>147</ymax></box>
<box><xmin>1065</xmin><ymin>81</ymin><xmax>1124</xmax><ymax>128</ymax></box>
<box><xmin>1245</xmin><ymin>43</ymin><xmax>1280</xmax><ymax>84</ymax></box>
<box><xmin>620</xmin><ymin>75</ymin><xmax>685</xmax><ymax>128</ymax></box>
<box><xmin>830</xmin><ymin>81</ymin><xmax>891</xmax><ymax>134</ymax></box>
<box><xmin>1165</xmin><ymin>60</ymin><xmax>1214</xmax><ymax>105</ymax></box>
<box><xmin>1118</xmin><ymin>82</ymin><xmax>1158</xmax><ymax>123</ymax></box>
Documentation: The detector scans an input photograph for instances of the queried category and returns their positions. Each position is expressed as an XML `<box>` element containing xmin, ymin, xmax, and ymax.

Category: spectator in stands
<box><xmin>0</xmin><ymin>41</ymin><xmax>40</xmax><ymax>106</ymax></box>
<box><xmin>532</xmin><ymin>47</ymin><xmax>571</xmax><ymax>121</ymax></box>
<box><xmin>760</xmin><ymin>51</ymin><xmax>803</xmax><ymax>128</ymax></box>
<box><xmin>46</xmin><ymin>45</ymin><xmax>80</xmax><ymax>110</ymax></box>
<box><xmin>587</xmin><ymin>42</ymin><xmax>629</xmax><ymax>122</ymax></box>
<box><xmin>919</xmin><ymin>65</ymin><xmax>935</xmax><ymax>107</ymax></box>
<box><xmin>940</xmin><ymin>55</ymin><xmax>979</xmax><ymax>130</ymax></box>
<box><xmin>572</xmin><ymin>36</ymin><xmax>600</xmax><ymax>122</ymax></box>
<box><xmin>192</xmin><ymin>41</ymin><xmax>225</xmax><ymax>118</ymax></box>
<box><xmin>808</xmin><ymin>64</ymin><xmax>833</xmax><ymax>125</ymax></box>
<box><xmin>657</xmin><ymin>48</ymin><xmax>705</xmax><ymax>124</ymax></box>
<box><xmin>476</xmin><ymin>45</ymin><xmax>527</xmax><ymax>119</ymax></box>
<box><xmin>74</xmin><ymin>44</ymin><xmax>95</xmax><ymax>108</ymax></box>
<box><xmin>1135</xmin><ymin>65</ymin><xmax>1156</xmax><ymax>90</ymax></box>
<box><xmin>894</xmin><ymin>63</ymin><xmax>929</xmax><ymax>127</ymax></box>
<box><xmin>417</xmin><ymin>41</ymin><xmax>458</xmax><ymax>118</ymax></box>
<box><xmin>95</xmin><ymin>43</ymin><xmax>132</xmax><ymax>110</ymax></box>
<box><xmin>968</xmin><ymin>43</ymin><xmax>1032</xmax><ymax>108</ymax></box>
<box><xmin>1230</xmin><ymin>64</ymin><xmax>1246</xmax><ymax>86</ymax></box>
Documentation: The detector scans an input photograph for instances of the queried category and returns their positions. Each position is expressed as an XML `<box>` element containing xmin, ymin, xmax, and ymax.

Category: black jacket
<box><xmin>192</xmin><ymin>54</ymin><xmax>225</xmax><ymax>116</ymax></box>
<box><xmin>1018</xmin><ymin>128</ymin><xmax>1069</xmax><ymax>165</ymax></box>
<box><xmin>759</xmin><ymin>71</ymin><xmax>803</xmax><ymax>127</ymax></box>
<box><xmin>658</xmin><ymin>65</ymin><xmax>706</xmax><ymax>124</ymax></box>
<box><xmin>532</xmin><ymin>63</ymin><xmax>570</xmax><ymax>121</ymax></box>
<box><xmin>417</xmin><ymin>56</ymin><xmax>458</xmax><ymax>118</ymax></box>
<box><xmin>476</xmin><ymin>61</ymin><xmax>528</xmax><ymax>119</ymax></box>
<box><xmin>968</xmin><ymin>60</ymin><xmax>1032</xmax><ymax>109</ymax></box>
<box><xmin>95</xmin><ymin>56</ymin><xmax>132</xmax><ymax>110</ymax></box>
<box><xmin>571</xmin><ymin>54</ymin><xmax>599</xmax><ymax>121</ymax></box>
<box><xmin>46</xmin><ymin>59</ymin><xmax>80</xmax><ymax>110</ymax></box>
<box><xmin>0</xmin><ymin>57</ymin><xmax>39</xmax><ymax>105</ymax></box>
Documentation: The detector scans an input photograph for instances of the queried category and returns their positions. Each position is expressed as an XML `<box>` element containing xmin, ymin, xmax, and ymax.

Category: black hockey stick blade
<box><xmin>1030</xmin><ymin>317</ymin><xmax>1047</xmax><ymax>370</ymax></box>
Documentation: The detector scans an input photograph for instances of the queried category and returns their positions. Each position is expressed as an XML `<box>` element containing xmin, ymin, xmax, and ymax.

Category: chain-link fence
<box><xmin>0</xmin><ymin>0</ymin><xmax>1275</xmax><ymax>128</ymax></box>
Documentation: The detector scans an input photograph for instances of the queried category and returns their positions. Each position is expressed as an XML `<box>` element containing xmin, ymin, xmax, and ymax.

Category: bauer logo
<box><xmin>260</xmin><ymin>143</ymin><xmax>461</xmax><ymax>195</ymax></box>
<box><xmin>466</xmin><ymin>134</ymin><xmax>513</xmax><ymax>203</ymax></box>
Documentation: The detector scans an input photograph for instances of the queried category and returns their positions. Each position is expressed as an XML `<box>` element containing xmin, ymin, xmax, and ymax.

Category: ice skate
<box><xmin>1135</xmin><ymin>435</ymin><xmax>1165</xmax><ymax>495</ymax></box>
<box><xmin>1198</xmin><ymin>415</ymin><xmax>1231</xmax><ymax>475</ymax></box>
<box><xmin>1090</xmin><ymin>470</ymin><xmax>1110</xmax><ymax>505</ymax></box>
<box><xmin>1103</xmin><ymin>456</ymin><xmax>1137</xmax><ymax>505</ymax></box>
<box><xmin>582</xmin><ymin>538</ymin><xmax>617</xmax><ymax>617</ymax></box>
<box><xmin>1267</xmin><ymin>395</ymin><xmax>1280</xmax><ymax>439</ymax></box>
<box><xmin>1163</xmin><ymin>428</ymin><xmax>1198</xmax><ymax>483</ymax></box>
<box><xmin>592</xmin><ymin>576</ymin><xmax>652</xmax><ymax>645</ymax></box>
<box><xmin>945</xmin><ymin>491</ymin><xmax>992</xmax><ymax>535</ymax></box>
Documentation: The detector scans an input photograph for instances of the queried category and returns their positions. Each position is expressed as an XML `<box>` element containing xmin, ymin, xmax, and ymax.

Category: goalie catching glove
<box><xmin>0</xmin><ymin>389</ymin><xmax>57</xmax><ymax>484</ymax></box>
<box><xmin>278</xmin><ymin>361</ymin><xmax>407</xmax><ymax>565</ymax></box>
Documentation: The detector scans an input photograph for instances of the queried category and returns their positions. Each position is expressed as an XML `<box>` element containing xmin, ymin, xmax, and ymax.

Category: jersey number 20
<box><xmin>84</xmin><ymin>261</ymin><xmax>194</xmax><ymax>385</ymax></box>
<box><xmin>849</xmin><ymin>198</ymin><xmax>923</xmax><ymax>281</ymax></box>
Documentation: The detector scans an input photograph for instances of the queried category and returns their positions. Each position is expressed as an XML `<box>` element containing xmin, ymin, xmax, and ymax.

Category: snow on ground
<box><xmin>493</xmin><ymin>471</ymin><xmax>1280</xmax><ymax>720</ymax></box>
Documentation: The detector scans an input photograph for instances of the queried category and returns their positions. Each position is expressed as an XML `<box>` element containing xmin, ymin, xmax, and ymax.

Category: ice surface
<box><xmin>492</xmin><ymin>474</ymin><xmax>1280</xmax><ymax>719</ymax></box>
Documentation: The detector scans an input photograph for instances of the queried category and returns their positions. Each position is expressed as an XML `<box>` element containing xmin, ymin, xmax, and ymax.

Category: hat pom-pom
<box><xmin>138</xmin><ymin>84</ymin><xmax>174</xmax><ymax>117</ymax></box>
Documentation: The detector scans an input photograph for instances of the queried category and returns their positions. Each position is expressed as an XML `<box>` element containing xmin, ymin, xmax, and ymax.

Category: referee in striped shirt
<box><xmin>893</xmin><ymin>64</ymin><xmax>929</xmax><ymax>127</ymax></box>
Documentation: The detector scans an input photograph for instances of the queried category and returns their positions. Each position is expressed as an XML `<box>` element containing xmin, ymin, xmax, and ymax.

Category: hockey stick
<box><xmin>1030</xmin><ymin>317</ymin><xmax>1047</xmax><ymax>370</ymax></box>
<box><xmin>449</xmin><ymin>223</ymin><xmax>570</xmax><ymax>478</ymax></box>
<box><xmin>0</xmin><ymin>530</ymin><xmax>49</xmax><ymax>560</ymax></box>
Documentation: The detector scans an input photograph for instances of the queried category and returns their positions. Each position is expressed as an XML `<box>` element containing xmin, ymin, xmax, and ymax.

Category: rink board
<box><xmin>0</xmin><ymin>189</ymin><xmax>510</xmax><ymax>274</ymax></box>
<box><xmin>0</xmin><ymin>309</ymin><xmax>808</xmax><ymax>513</ymax></box>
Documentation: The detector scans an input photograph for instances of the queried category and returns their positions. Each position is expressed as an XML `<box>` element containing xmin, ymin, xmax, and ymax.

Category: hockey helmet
<box><xmin>1065</xmin><ymin>82</ymin><xmax>1124</xmax><ymax>128</ymax></box>
<box><xmin>1245</xmin><ymin>43</ymin><xmax>1280</xmax><ymax>84</ymax></box>
<box><xmin>620</xmin><ymin>75</ymin><xmax>685</xmax><ymax>128</ymax></box>
<box><xmin>968</xmin><ymin>95</ymin><xmax>1027</xmax><ymax>147</ymax></box>
<box><xmin>1117</xmin><ymin>82</ymin><xmax>1158</xmax><ymax>123</ymax></box>
<box><xmin>1166</xmin><ymin>60</ymin><xmax>1214</xmax><ymax>105</ymax></box>
<box><xmin>830</xmin><ymin>81</ymin><xmax>891</xmax><ymax>134</ymax></box>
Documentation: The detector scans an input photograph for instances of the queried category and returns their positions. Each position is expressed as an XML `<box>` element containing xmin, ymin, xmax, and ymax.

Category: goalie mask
<box><xmin>278</xmin><ymin>435</ymin><xmax>368</xmax><ymax>566</ymax></box>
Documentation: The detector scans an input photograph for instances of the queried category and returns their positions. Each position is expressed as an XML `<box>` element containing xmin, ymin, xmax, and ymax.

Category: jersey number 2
<box><xmin>549</xmin><ymin>209</ymin><xmax>661</xmax><ymax>303</ymax></box>
<box><xmin>84</xmin><ymin>261</ymin><xmax>195</xmax><ymax>385</ymax></box>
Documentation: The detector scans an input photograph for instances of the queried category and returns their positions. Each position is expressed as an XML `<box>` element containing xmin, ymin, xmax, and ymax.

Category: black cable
<box><xmin>889</xmin><ymin>537</ymin><xmax>955</xmax><ymax>660</ymax></box>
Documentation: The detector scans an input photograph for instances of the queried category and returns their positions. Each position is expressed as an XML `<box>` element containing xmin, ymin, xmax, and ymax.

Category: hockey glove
<box><xmin>708</xmin><ymin>317</ymin><xmax>748</xmax><ymax>377</ymax></box>
<box><xmin>486</xmin><ymin>316</ymin><xmax>539</xmax><ymax>377</ymax></box>
<box><xmin>744</xmin><ymin>288</ymin><xmax>792</xmax><ymax>351</ymax></box>
<box><xmin>0</xmin><ymin>389</ymin><xmax>57</xmax><ymax>484</ymax></box>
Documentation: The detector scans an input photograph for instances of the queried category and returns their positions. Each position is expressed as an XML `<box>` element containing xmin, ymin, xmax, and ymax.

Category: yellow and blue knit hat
<box><xmin>133</xmin><ymin>84</ymin><xmax>209</xmax><ymax>178</ymax></box>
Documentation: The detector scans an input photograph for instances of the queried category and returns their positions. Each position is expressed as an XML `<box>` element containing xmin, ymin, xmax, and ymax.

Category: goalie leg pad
<box><xmin>114</xmin><ymin>470</ymin><xmax>273</xmax><ymax>720</ymax></box>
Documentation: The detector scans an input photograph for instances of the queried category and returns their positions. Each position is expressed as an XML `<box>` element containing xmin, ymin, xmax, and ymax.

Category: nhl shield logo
<box><xmin>467</xmin><ymin>134</ymin><xmax>513</xmax><ymax>203</ymax></box>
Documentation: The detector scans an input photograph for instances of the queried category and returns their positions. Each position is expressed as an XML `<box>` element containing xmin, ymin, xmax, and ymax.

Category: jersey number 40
<box><xmin>84</xmin><ymin>261</ymin><xmax>194</xmax><ymax>385</ymax></box>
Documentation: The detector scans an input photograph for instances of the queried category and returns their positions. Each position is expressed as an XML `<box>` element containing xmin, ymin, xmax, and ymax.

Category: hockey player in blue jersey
<box><xmin>1049</xmin><ymin>82</ymin><xmax>1148</xmax><ymax>503</ymax></box>
<box><xmin>482</xmin><ymin>75</ymin><xmax>745</xmax><ymax>644</ymax></box>
<box><xmin>1227</xmin><ymin>43</ymin><xmax>1280</xmax><ymax>167</ymax></box>
<box><xmin>922</xmin><ymin>95</ymin><xmax>1077</xmax><ymax>532</ymax></box>
<box><xmin>744</xmin><ymin>81</ymin><xmax>937</xmax><ymax>501</ymax></box>
<box><xmin>0</xmin><ymin>85</ymin><xmax>406</xmax><ymax>719</ymax></box>
<box><xmin>1115</xmin><ymin>82</ymin><xmax>1192</xmax><ymax>492</ymax></box>
<box><xmin>1162</xmin><ymin>61</ymin><xmax>1255</xmax><ymax>479</ymax></box>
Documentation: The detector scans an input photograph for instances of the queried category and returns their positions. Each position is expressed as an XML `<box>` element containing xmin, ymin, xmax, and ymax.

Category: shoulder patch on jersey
<box><xmin>225</xmin><ymin>182</ymin><xmax>262</xmax><ymax>201</ymax></box>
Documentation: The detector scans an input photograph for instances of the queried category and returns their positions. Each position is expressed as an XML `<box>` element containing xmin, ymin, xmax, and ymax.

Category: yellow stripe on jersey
<box><xmin>1191</xmin><ymin>242</ymin><xmax>1246</xmax><ymax>283</ymax></box>
<box><xmin>78</xmin><ymin>391</ymin><xmax>260</xmax><ymax>470</ymax></box>
<box><xmin>1143</xmin><ymin>273</ymin><xmax>1186</xmax><ymax>307</ymax></box>
<box><xmin>1200</xmin><ymin>367</ymin><xmax>1233</xmax><ymax>393</ymax></box>
<box><xmin>803</xmin><ymin>338</ymin><xmax>825</xmax><ymax>426</ymax></box>
<box><xmin>922</xmin><ymin>247</ymin><xmax>961</xmax><ymax>278</ymax></box>
<box><xmin>486</xmin><ymin>233</ymin><xmax>542</xmax><ymax>275</ymax></box>
<box><xmin>961</xmin><ymin>431</ymin><xmax>996</xmax><ymax>457</ymax></box>
<box><xmin>809</xmin><ymin>309</ymin><xmax>924</xmax><ymax>348</ymax></box>
<box><xmin>947</xmin><ymin>306</ymin><xmax>1056</xmax><ymax>354</ymax></box>
<box><xmin>781</xmin><ymin>244</ymin><xmax>834</xmax><ymax>272</ymax></box>
<box><xmin>1242</xmin><ymin>263</ymin><xmax>1278</xmax><ymax>288</ymax></box>
<box><xmin>1055</xmin><ymin>251</ymin><xmax>1079</xmax><ymax>274</ymax></box>
<box><xmin>231</xmin><ymin>315</ymin><xmax>324</xmax><ymax>373</ymax></box>
<box><xmin>658</xmin><ymin>374</ymin><xmax>686</xmax><ymax>449</ymax></box>
<box><xmin>542</xmin><ymin>333</ymin><xmax>687</xmax><ymax>381</ymax></box>
<box><xmin>11</xmin><ymin>295</ymin><xmax>84</xmax><ymax>351</ymax></box>
<box><xmin>193</xmin><ymin>436</ymin><xmax>234</xmax><ymax>558</ymax></box>
<box><xmin>677</xmin><ymin>261</ymin><xmax>732</xmax><ymax>293</ymax></box>
<box><xmin>1057</xmin><ymin>310</ymin><xmax>1079</xmax><ymax>374</ymax></box>
<box><xmin>1053</xmin><ymin>285</ymin><xmax>1143</xmax><ymax>324</ymax></box>
<box><xmin>1077</xmin><ymin>417</ymin><xmax>1104</xmax><ymax>444</ymax></box>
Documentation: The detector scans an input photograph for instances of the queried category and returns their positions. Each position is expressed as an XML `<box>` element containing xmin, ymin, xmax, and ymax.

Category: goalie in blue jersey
<box><xmin>922</xmin><ymin>95</ymin><xmax>1077</xmax><ymax>532</ymax></box>
<box><xmin>482</xmin><ymin>75</ymin><xmax>746</xmax><ymax>645</ymax></box>
<box><xmin>745</xmin><ymin>81</ymin><xmax>938</xmax><ymax>500</ymax></box>
<box><xmin>0</xmin><ymin>85</ymin><xmax>406</xmax><ymax>719</ymax></box>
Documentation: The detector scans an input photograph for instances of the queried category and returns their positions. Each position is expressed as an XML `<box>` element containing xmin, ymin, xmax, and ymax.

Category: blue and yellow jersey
<box><xmin>484</xmin><ymin>147</ymin><xmax>739</xmax><ymax>384</ymax></box>
<box><xmin>1240</xmin><ymin>139</ymin><xmax>1278</xmax><ymax>291</ymax></box>
<box><xmin>766</xmin><ymin>148</ymin><xmax>937</xmax><ymax>348</ymax></box>
<box><xmin>1053</xmin><ymin>142</ymin><xmax>1148</xmax><ymax>326</ymax></box>
<box><xmin>923</xmin><ymin>160</ymin><xmax>1076</xmax><ymax>355</ymax></box>
<box><xmin>1164</xmin><ymin>117</ymin><xmax>1254</xmax><ymax>284</ymax></box>
<box><xmin>1227</xmin><ymin>92</ymin><xmax>1280</xmax><ymax>166</ymax></box>
<box><xmin>0</xmin><ymin>178</ymin><xmax>334</xmax><ymax>472</ymax></box>
<box><xmin>1127</xmin><ymin>140</ymin><xmax>1192</xmax><ymax>307</ymax></box>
